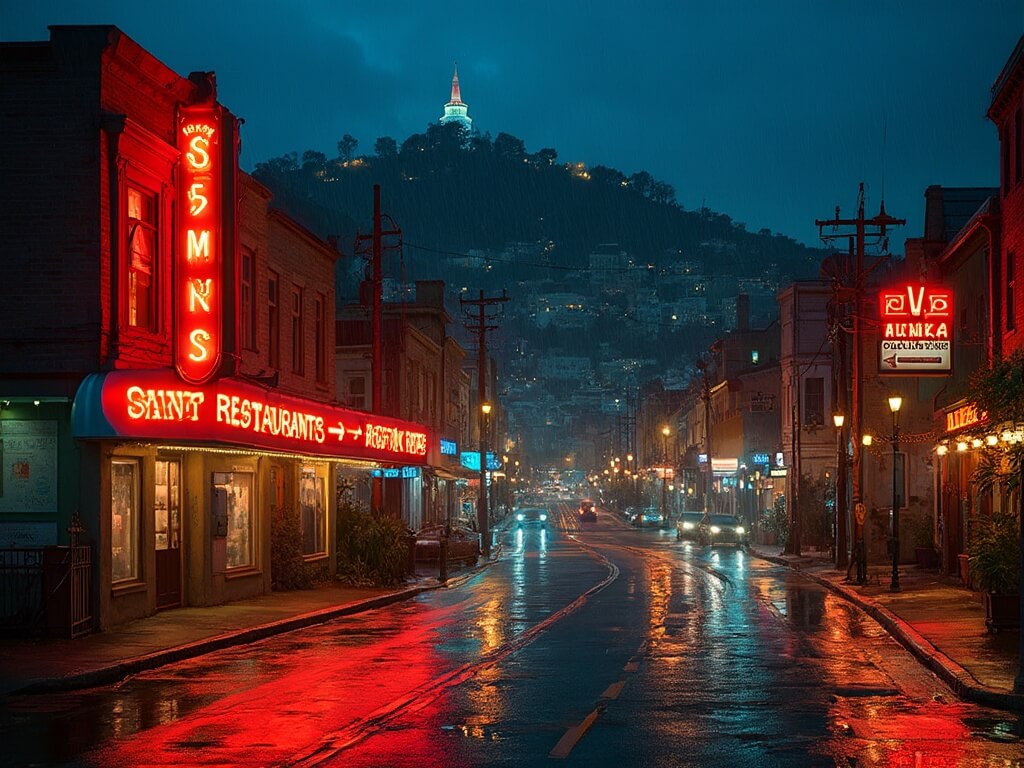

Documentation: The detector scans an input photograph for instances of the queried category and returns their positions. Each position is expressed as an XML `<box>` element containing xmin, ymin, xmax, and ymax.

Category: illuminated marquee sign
<box><xmin>945</xmin><ymin>402</ymin><xmax>987</xmax><ymax>434</ymax></box>
<box><xmin>440</xmin><ymin>438</ymin><xmax>458</xmax><ymax>456</ymax></box>
<box><xmin>459</xmin><ymin>451</ymin><xmax>500</xmax><ymax>471</ymax></box>
<box><xmin>76</xmin><ymin>370</ymin><xmax>429</xmax><ymax>464</ymax></box>
<box><xmin>711</xmin><ymin>457</ymin><xmax>739</xmax><ymax>474</ymax></box>
<box><xmin>371</xmin><ymin>467</ymin><xmax>422</xmax><ymax>479</ymax></box>
<box><xmin>879</xmin><ymin>285</ymin><xmax>952</xmax><ymax>374</ymax></box>
<box><xmin>751</xmin><ymin>453</ymin><xmax>770</xmax><ymax>466</ymax></box>
<box><xmin>176</xmin><ymin>108</ymin><xmax>222</xmax><ymax>383</ymax></box>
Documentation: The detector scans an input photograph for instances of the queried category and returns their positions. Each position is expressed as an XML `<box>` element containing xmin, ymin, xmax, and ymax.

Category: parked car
<box><xmin>415</xmin><ymin>524</ymin><xmax>481</xmax><ymax>564</ymax></box>
<box><xmin>578</xmin><ymin>499</ymin><xmax>597</xmax><ymax>523</ymax></box>
<box><xmin>698</xmin><ymin>514</ymin><xmax>747</xmax><ymax>547</ymax></box>
<box><xmin>634</xmin><ymin>506</ymin><xmax>665</xmax><ymax>528</ymax></box>
<box><xmin>675</xmin><ymin>511</ymin><xmax>704</xmax><ymax>541</ymax></box>
<box><xmin>515</xmin><ymin>507</ymin><xmax>548</xmax><ymax>527</ymax></box>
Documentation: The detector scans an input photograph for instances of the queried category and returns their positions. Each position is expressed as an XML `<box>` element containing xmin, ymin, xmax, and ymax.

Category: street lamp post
<box><xmin>661</xmin><ymin>426</ymin><xmax>670</xmax><ymax>523</ymax></box>
<box><xmin>833</xmin><ymin>413</ymin><xmax>847</xmax><ymax>568</ymax></box>
<box><xmin>888</xmin><ymin>395</ymin><xmax>902</xmax><ymax>592</ymax></box>
<box><xmin>479</xmin><ymin>402</ymin><xmax>491</xmax><ymax>557</ymax></box>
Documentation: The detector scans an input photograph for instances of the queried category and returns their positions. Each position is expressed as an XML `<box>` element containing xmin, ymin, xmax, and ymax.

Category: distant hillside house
<box><xmin>439</xmin><ymin>63</ymin><xmax>472</xmax><ymax>131</ymax></box>
<box><xmin>538</xmin><ymin>356</ymin><xmax>592</xmax><ymax>381</ymax></box>
<box><xmin>588</xmin><ymin>243</ymin><xmax>629</xmax><ymax>285</ymax></box>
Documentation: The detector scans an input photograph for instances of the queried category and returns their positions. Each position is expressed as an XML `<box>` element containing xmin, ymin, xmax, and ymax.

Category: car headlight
<box><xmin>735</xmin><ymin>526</ymin><xmax>745</xmax><ymax>535</ymax></box>
<box><xmin>710</xmin><ymin>525</ymin><xmax>721</xmax><ymax>534</ymax></box>
<box><xmin>682</xmin><ymin>522</ymin><xmax>695</xmax><ymax>530</ymax></box>
<box><xmin>540</xmin><ymin>514</ymin><xmax>547</xmax><ymax>521</ymax></box>
<box><xmin>516</xmin><ymin>513</ymin><xmax>524</xmax><ymax>521</ymax></box>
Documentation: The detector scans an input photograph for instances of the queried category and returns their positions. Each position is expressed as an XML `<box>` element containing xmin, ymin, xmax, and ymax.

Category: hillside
<box><xmin>251</xmin><ymin>123</ymin><xmax>824</xmax><ymax>285</ymax></box>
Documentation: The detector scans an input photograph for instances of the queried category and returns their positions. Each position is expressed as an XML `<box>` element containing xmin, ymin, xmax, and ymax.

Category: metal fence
<box><xmin>0</xmin><ymin>548</ymin><xmax>45</xmax><ymax>632</ymax></box>
<box><xmin>0</xmin><ymin>545</ymin><xmax>92</xmax><ymax>637</ymax></box>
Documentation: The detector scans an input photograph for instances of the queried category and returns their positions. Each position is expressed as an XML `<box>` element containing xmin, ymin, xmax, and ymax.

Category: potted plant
<box><xmin>907</xmin><ymin>513</ymin><xmax>939</xmax><ymax>570</ymax></box>
<box><xmin>967</xmin><ymin>509</ymin><xmax>1020</xmax><ymax>632</ymax></box>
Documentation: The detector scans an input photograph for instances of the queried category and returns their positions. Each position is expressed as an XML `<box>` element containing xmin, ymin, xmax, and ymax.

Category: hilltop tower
<box><xmin>440</xmin><ymin>63</ymin><xmax>472</xmax><ymax>131</ymax></box>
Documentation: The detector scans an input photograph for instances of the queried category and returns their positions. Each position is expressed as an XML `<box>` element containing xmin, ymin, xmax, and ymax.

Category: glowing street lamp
<box><xmin>833</xmin><ymin>412</ymin><xmax>847</xmax><ymax>568</ymax></box>
<box><xmin>888</xmin><ymin>394</ymin><xmax>902</xmax><ymax>592</ymax></box>
<box><xmin>661</xmin><ymin>425</ymin><xmax>670</xmax><ymax>523</ymax></box>
<box><xmin>479</xmin><ymin>401</ymin><xmax>492</xmax><ymax>556</ymax></box>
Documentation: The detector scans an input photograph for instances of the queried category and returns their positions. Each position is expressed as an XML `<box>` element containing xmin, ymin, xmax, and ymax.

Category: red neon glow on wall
<box><xmin>176</xmin><ymin>109</ymin><xmax>222</xmax><ymax>383</ymax></box>
<box><xmin>92</xmin><ymin>370</ymin><xmax>430</xmax><ymax>463</ymax></box>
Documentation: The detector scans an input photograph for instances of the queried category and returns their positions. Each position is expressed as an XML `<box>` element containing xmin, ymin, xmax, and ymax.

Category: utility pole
<box><xmin>697</xmin><ymin>357</ymin><xmax>712</xmax><ymax>516</ymax></box>
<box><xmin>354</xmin><ymin>185</ymin><xmax>401</xmax><ymax>514</ymax></box>
<box><xmin>461</xmin><ymin>289</ymin><xmax>509</xmax><ymax>557</ymax></box>
<box><xmin>816</xmin><ymin>183</ymin><xmax>904</xmax><ymax>566</ymax></box>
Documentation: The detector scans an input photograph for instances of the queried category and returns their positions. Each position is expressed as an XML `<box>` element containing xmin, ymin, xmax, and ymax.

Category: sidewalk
<box><xmin>0</xmin><ymin>568</ymin><xmax>462</xmax><ymax>697</ymax></box>
<box><xmin>747</xmin><ymin>544</ymin><xmax>1023</xmax><ymax>712</ymax></box>
<box><xmin>1</xmin><ymin>546</ymin><xmax>1021</xmax><ymax>712</ymax></box>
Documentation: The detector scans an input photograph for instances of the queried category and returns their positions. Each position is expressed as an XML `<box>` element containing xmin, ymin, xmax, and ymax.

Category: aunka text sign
<box><xmin>878</xmin><ymin>285</ymin><xmax>952</xmax><ymax>374</ymax></box>
<box><xmin>85</xmin><ymin>370</ymin><xmax>429</xmax><ymax>463</ymax></box>
<box><xmin>176</xmin><ymin>108</ymin><xmax>222</xmax><ymax>383</ymax></box>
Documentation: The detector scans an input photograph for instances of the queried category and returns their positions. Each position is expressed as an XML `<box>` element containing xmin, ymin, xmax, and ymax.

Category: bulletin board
<box><xmin>0</xmin><ymin>420</ymin><xmax>58</xmax><ymax>513</ymax></box>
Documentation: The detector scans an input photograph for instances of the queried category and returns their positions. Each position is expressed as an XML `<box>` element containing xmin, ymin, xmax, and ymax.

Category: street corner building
<box><xmin>0</xmin><ymin>26</ymin><xmax>431</xmax><ymax>632</ymax></box>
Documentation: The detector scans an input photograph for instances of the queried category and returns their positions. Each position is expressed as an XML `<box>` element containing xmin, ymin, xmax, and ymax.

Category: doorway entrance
<box><xmin>155</xmin><ymin>459</ymin><xmax>182</xmax><ymax>609</ymax></box>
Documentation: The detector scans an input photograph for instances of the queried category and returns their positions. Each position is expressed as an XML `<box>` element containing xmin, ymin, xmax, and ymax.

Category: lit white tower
<box><xmin>440</xmin><ymin>63</ymin><xmax>472</xmax><ymax>131</ymax></box>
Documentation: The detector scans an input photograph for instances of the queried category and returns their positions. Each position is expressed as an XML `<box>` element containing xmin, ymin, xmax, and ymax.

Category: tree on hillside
<box><xmin>301</xmin><ymin>150</ymin><xmax>327</xmax><ymax>174</ymax></box>
<box><xmin>253</xmin><ymin>152</ymin><xmax>299</xmax><ymax>177</ymax></box>
<box><xmin>337</xmin><ymin>134</ymin><xmax>359</xmax><ymax>163</ymax></box>
<box><xmin>494</xmin><ymin>132</ymin><xmax>527</xmax><ymax>162</ymax></box>
<box><xmin>374</xmin><ymin>136</ymin><xmax>398</xmax><ymax>158</ymax></box>
<box><xmin>532</xmin><ymin>148</ymin><xmax>558</xmax><ymax>167</ymax></box>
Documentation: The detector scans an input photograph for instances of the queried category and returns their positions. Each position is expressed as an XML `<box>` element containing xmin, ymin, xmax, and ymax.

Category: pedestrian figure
<box><xmin>846</xmin><ymin>501</ymin><xmax>867</xmax><ymax>584</ymax></box>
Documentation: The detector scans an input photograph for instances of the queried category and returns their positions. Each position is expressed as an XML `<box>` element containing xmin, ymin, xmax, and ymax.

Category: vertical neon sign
<box><xmin>176</xmin><ymin>109</ymin><xmax>222</xmax><ymax>383</ymax></box>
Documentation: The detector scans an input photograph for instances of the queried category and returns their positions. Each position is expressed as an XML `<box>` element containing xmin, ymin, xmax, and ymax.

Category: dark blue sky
<box><xmin>6</xmin><ymin>2</ymin><xmax>1022</xmax><ymax>247</ymax></box>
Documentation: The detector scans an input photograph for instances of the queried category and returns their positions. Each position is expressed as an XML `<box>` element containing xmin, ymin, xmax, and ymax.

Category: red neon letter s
<box><xmin>188</xmin><ymin>329</ymin><xmax>212</xmax><ymax>362</ymax></box>
<box><xmin>187</xmin><ymin>135</ymin><xmax>210</xmax><ymax>170</ymax></box>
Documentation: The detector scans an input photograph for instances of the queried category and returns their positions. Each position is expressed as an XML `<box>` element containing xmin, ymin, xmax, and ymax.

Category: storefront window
<box><xmin>214</xmin><ymin>472</ymin><xmax>255</xmax><ymax>569</ymax></box>
<box><xmin>111</xmin><ymin>459</ymin><xmax>140</xmax><ymax>583</ymax></box>
<box><xmin>127</xmin><ymin>185</ymin><xmax>158</xmax><ymax>331</ymax></box>
<box><xmin>300</xmin><ymin>467</ymin><xmax>326</xmax><ymax>556</ymax></box>
<box><xmin>155</xmin><ymin>460</ymin><xmax>181</xmax><ymax>550</ymax></box>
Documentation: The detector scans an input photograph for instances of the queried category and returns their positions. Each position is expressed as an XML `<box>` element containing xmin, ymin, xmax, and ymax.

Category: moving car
<box><xmin>578</xmin><ymin>499</ymin><xmax>597</xmax><ymax>523</ymax></box>
<box><xmin>634</xmin><ymin>506</ymin><xmax>665</xmax><ymax>528</ymax></box>
<box><xmin>515</xmin><ymin>507</ymin><xmax>548</xmax><ymax>527</ymax></box>
<box><xmin>675</xmin><ymin>511</ymin><xmax>704</xmax><ymax>541</ymax></box>
<box><xmin>698</xmin><ymin>514</ymin><xmax>747</xmax><ymax>547</ymax></box>
<box><xmin>415</xmin><ymin>524</ymin><xmax>481</xmax><ymax>565</ymax></box>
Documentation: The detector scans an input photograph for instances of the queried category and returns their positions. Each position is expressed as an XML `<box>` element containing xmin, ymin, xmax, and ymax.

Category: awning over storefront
<box><xmin>71</xmin><ymin>370</ymin><xmax>430</xmax><ymax>465</ymax></box>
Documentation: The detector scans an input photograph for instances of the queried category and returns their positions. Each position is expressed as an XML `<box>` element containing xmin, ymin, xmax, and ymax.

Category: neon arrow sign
<box><xmin>80</xmin><ymin>369</ymin><xmax>429</xmax><ymax>463</ymax></box>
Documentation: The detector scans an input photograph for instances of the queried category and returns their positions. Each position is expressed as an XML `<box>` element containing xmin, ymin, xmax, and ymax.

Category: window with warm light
<box><xmin>300</xmin><ymin>467</ymin><xmax>326</xmax><ymax>557</ymax></box>
<box><xmin>126</xmin><ymin>186</ymin><xmax>157</xmax><ymax>331</ymax></box>
<box><xmin>111</xmin><ymin>459</ymin><xmax>140</xmax><ymax>583</ymax></box>
<box><xmin>214</xmin><ymin>471</ymin><xmax>255</xmax><ymax>570</ymax></box>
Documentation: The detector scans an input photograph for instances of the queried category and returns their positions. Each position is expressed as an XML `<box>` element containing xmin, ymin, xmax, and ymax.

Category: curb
<box><xmin>16</xmin><ymin>551</ymin><xmax>506</xmax><ymax>696</ymax></box>
<box><xmin>14</xmin><ymin>583</ymin><xmax>440</xmax><ymax>695</ymax></box>
<box><xmin>750</xmin><ymin>550</ymin><xmax>1023</xmax><ymax>712</ymax></box>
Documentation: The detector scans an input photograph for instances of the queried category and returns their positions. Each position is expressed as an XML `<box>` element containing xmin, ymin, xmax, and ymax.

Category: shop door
<box><xmin>155</xmin><ymin>459</ymin><xmax>182</xmax><ymax>609</ymax></box>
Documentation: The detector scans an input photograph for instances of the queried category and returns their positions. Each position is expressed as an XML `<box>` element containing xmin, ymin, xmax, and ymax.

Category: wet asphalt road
<box><xmin>3</xmin><ymin>502</ymin><xmax>1021</xmax><ymax>767</ymax></box>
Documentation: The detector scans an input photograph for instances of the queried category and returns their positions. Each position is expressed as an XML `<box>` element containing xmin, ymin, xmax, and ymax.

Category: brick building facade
<box><xmin>0</xmin><ymin>26</ymin><xmax>428</xmax><ymax>632</ymax></box>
